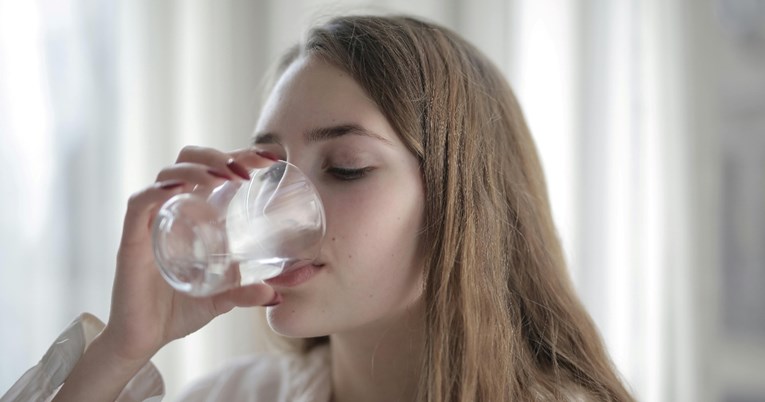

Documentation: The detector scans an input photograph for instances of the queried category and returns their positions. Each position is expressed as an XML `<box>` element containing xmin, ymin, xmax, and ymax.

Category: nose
<box><xmin>260</xmin><ymin>161</ymin><xmax>325</xmax><ymax>228</ymax></box>
<box><xmin>269</xmin><ymin>147</ymin><xmax>327</xmax><ymax>221</ymax></box>
<box><xmin>257</xmin><ymin>160</ymin><xmax>326</xmax><ymax>262</ymax></box>
<box><xmin>280</xmin><ymin>152</ymin><xmax>321</xmax><ymax>195</ymax></box>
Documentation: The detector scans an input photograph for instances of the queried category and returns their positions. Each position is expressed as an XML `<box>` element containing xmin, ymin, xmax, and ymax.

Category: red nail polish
<box><xmin>207</xmin><ymin>169</ymin><xmax>232</xmax><ymax>180</ymax></box>
<box><xmin>226</xmin><ymin>158</ymin><xmax>251</xmax><ymax>180</ymax></box>
<box><xmin>159</xmin><ymin>181</ymin><xmax>184</xmax><ymax>190</ymax></box>
<box><xmin>255</xmin><ymin>150</ymin><xmax>281</xmax><ymax>162</ymax></box>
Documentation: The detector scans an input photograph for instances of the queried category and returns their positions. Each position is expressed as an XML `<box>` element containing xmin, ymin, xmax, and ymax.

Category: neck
<box><xmin>329</xmin><ymin>300</ymin><xmax>425</xmax><ymax>402</ymax></box>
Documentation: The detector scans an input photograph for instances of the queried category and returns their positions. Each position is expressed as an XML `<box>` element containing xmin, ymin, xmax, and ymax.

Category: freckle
<box><xmin>348</xmin><ymin>254</ymin><xmax>352</xmax><ymax>259</ymax></box>
<box><xmin>332</xmin><ymin>237</ymin><xmax>336</xmax><ymax>241</ymax></box>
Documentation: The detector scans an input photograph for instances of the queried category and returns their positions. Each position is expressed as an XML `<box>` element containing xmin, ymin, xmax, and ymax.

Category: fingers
<box><xmin>230</xmin><ymin>148</ymin><xmax>278</xmax><ymax>169</ymax></box>
<box><xmin>155</xmin><ymin>162</ymin><xmax>237</xmax><ymax>186</ymax></box>
<box><xmin>121</xmin><ymin>180</ymin><xmax>191</xmax><ymax>246</ymax></box>
<box><xmin>120</xmin><ymin>145</ymin><xmax>278</xmax><ymax>275</ymax></box>
<box><xmin>172</xmin><ymin>146</ymin><xmax>274</xmax><ymax>181</ymax></box>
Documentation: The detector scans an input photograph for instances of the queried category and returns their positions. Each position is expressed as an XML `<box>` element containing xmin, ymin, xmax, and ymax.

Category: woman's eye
<box><xmin>327</xmin><ymin>166</ymin><xmax>373</xmax><ymax>181</ymax></box>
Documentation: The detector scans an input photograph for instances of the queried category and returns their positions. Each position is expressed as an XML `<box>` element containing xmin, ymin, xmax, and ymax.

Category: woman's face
<box><xmin>253</xmin><ymin>56</ymin><xmax>425</xmax><ymax>338</ymax></box>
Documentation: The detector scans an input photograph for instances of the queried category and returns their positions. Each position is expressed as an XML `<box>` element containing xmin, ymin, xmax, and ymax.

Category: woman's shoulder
<box><xmin>175</xmin><ymin>344</ymin><xmax>331</xmax><ymax>402</ymax></box>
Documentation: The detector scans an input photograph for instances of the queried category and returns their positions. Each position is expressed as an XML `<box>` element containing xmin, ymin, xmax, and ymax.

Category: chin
<box><xmin>266</xmin><ymin>303</ymin><xmax>332</xmax><ymax>338</ymax></box>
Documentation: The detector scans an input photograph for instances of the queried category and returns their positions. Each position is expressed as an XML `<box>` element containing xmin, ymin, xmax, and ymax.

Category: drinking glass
<box><xmin>152</xmin><ymin>160</ymin><xmax>325</xmax><ymax>296</ymax></box>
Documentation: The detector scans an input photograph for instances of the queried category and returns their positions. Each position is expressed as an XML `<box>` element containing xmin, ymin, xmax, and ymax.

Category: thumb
<box><xmin>210</xmin><ymin>284</ymin><xmax>279</xmax><ymax>315</ymax></box>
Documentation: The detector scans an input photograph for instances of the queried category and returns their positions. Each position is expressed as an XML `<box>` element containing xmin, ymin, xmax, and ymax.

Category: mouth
<box><xmin>264</xmin><ymin>261</ymin><xmax>325</xmax><ymax>288</ymax></box>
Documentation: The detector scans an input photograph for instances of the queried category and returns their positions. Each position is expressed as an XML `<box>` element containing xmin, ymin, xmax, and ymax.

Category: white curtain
<box><xmin>3</xmin><ymin>0</ymin><xmax>762</xmax><ymax>401</ymax></box>
<box><xmin>0</xmin><ymin>0</ymin><xmax>122</xmax><ymax>390</ymax></box>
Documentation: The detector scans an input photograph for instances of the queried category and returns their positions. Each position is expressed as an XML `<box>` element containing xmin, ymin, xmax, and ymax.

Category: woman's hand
<box><xmin>103</xmin><ymin>146</ymin><xmax>278</xmax><ymax>362</ymax></box>
<box><xmin>53</xmin><ymin>146</ymin><xmax>276</xmax><ymax>402</ymax></box>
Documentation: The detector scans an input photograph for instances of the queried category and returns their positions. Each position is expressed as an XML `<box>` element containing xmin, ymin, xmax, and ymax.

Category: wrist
<box><xmin>52</xmin><ymin>329</ymin><xmax>154</xmax><ymax>402</ymax></box>
<box><xmin>89</xmin><ymin>329</ymin><xmax>154</xmax><ymax>374</ymax></box>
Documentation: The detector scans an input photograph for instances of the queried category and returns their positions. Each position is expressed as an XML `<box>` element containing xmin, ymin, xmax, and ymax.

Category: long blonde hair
<box><xmin>272</xmin><ymin>15</ymin><xmax>634</xmax><ymax>401</ymax></box>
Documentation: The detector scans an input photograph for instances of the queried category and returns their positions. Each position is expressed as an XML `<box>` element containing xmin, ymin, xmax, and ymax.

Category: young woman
<box><xmin>7</xmin><ymin>14</ymin><xmax>634</xmax><ymax>402</ymax></box>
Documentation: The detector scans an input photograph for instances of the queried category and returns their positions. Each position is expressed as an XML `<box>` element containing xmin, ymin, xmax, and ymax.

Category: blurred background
<box><xmin>1</xmin><ymin>0</ymin><xmax>763</xmax><ymax>401</ymax></box>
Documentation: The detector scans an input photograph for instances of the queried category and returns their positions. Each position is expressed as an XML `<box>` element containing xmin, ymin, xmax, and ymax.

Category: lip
<box><xmin>265</xmin><ymin>262</ymin><xmax>324</xmax><ymax>288</ymax></box>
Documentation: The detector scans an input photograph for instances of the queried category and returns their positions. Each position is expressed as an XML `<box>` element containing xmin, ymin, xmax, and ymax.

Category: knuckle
<box><xmin>177</xmin><ymin>145</ymin><xmax>204</xmax><ymax>161</ymax></box>
<box><xmin>155</xmin><ymin>164</ymin><xmax>176</xmax><ymax>181</ymax></box>
<box><xmin>126</xmin><ymin>189</ymin><xmax>146</xmax><ymax>207</ymax></box>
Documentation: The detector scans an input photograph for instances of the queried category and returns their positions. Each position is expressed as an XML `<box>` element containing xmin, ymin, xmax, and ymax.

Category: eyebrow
<box><xmin>252</xmin><ymin>123</ymin><xmax>392</xmax><ymax>146</ymax></box>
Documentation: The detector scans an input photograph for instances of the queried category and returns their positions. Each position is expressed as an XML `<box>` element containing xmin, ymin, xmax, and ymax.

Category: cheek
<box><xmin>322</xmin><ymin>179</ymin><xmax>424</xmax><ymax>284</ymax></box>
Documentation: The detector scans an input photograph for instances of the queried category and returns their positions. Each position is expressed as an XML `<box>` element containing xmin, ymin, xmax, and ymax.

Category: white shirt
<box><xmin>1</xmin><ymin>314</ymin><xmax>332</xmax><ymax>402</ymax></box>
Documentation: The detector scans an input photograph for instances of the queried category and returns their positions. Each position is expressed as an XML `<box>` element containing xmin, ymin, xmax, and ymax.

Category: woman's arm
<box><xmin>52</xmin><ymin>330</ymin><xmax>151</xmax><ymax>402</ymax></box>
<box><xmin>49</xmin><ymin>147</ymin><xmax>277</xmax><ymax>401</ymax></box>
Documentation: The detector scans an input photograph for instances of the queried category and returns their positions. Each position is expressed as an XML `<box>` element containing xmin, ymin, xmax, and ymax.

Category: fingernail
<box><xmin>159</xmin><ymin>180</ymin><xmax>184</xmax><ymax>190</ymax></box>
<box><xmin>255</xmin><ymin>150</ymin><xmax>281</xmax><ymax>161</ymax></box>
<box><xmin>264</xmin><ymin>292</ymin><xmax>282</xmax><ymax>307</ymax></box>
<box><xmin>207</xmin><ymin>169</ymin><xmax>233</xmax><ymax>180</ymax></box>
<box><xmin>226</xmin><ymin>158</ymin><xmax>250</xmax><ymax>180</ymax></box>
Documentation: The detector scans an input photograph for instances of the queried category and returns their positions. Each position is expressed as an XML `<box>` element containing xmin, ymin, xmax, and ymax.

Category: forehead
<box><xmin>255</xmin><ymin>55</ymin><xmax>400</xmax><ymax>145</ymax></box>
<box><xmin>261</xmin><ymin>56</ymin><xmax>371</xmax><ymax>121</ymax></box>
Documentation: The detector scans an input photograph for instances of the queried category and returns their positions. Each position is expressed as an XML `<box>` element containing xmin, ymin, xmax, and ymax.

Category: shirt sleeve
<box><xmin>0</xmin><ymin>313</ymin><xmax>165</xmax><ymax>402</ymax></box>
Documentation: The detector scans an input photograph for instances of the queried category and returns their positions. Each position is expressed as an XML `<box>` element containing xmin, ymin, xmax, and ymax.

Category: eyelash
<box><xmin>327</xmin><ymin>166</ymin><xmax>373</xmax><ymax>181</ymax></box>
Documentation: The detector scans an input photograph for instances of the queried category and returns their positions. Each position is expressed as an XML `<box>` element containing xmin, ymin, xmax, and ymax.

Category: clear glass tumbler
<box><xmin>152</xmin><ymin>160</ymin><xmax>325</xmax><ymax>296</ymax></box>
